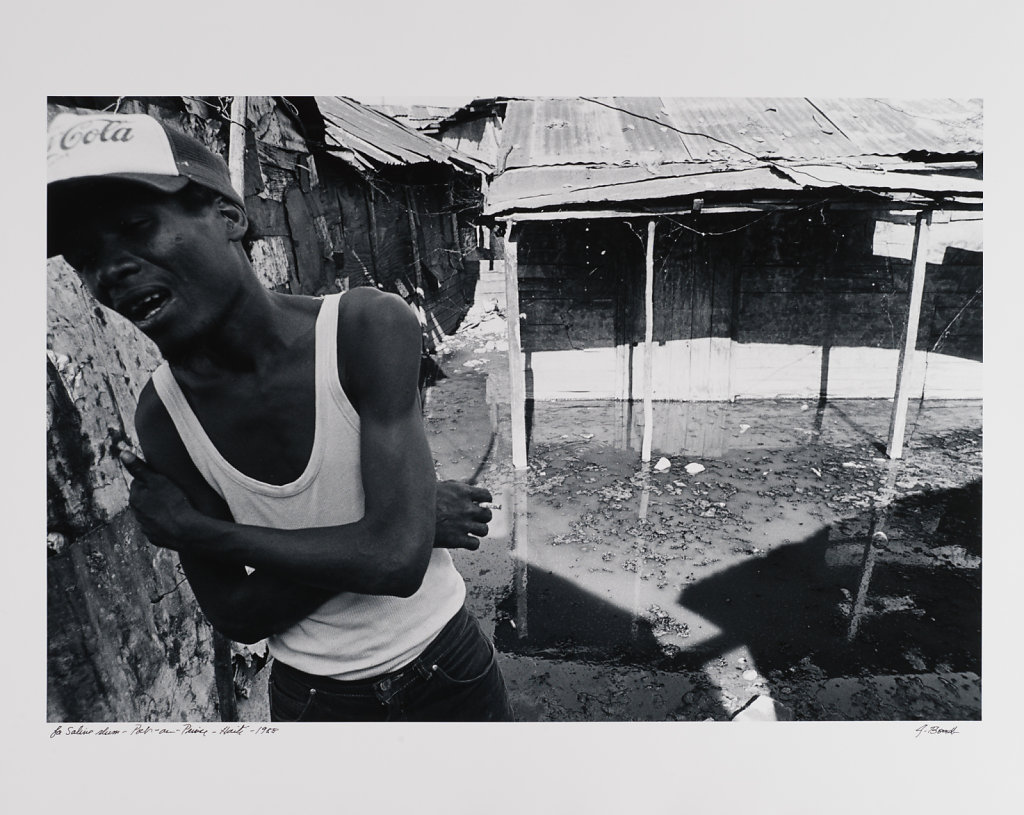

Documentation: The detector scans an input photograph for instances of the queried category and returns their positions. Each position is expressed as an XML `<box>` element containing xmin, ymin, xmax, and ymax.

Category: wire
<box><xmin>930</xmin><ymin>286</ymin><xmax>982</xmax><ymax>354</ymax></box>
<box><xmin>577</xmin><ymin>97</ymin><xmax>910</xmax><ymax>203</ymax></box>
<box><xmin>651</xmin><ymin>197</ymin><xmax>829</xmax><ymax>240</ymax></box>
<box><xmin>578</xmin><ymin>96</ymin><xmax>766</xmax><ymax>163</ymax></box>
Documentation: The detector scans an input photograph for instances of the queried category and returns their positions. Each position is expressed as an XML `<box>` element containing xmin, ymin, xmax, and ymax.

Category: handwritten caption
<box><xmin>50</xmin><ymin>724</ymin><xmax>278</xmax><ymax>739</ymax></box>
<box><xmin>914</xmin><ymin>724</ymin><xmax>960</xmax><ymax>738</ymax></box>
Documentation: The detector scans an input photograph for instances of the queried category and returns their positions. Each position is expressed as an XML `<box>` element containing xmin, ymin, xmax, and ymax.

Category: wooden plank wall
<box><xmin>517</xmin><ymin>209</ymin><xmax>982</xmax><ymax>402</ymax></box>
<box><xmin>731</xmin><ymin>210</ymin><xmax>982</xmax><ymax>399</ymax></box>
<box><xmin>517</xmin><ymin>221</ymin><xmax>636</xmax><ymax>398</ymax></box>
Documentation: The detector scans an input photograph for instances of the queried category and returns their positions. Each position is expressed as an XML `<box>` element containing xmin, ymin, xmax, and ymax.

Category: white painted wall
<box><xmin>526</xmin><ymin>339</ymin><xmax>982</xmax><ymax>401</ymax></box>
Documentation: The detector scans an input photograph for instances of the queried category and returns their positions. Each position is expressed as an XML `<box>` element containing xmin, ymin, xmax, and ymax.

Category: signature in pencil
<box><xmin>914</xmin><ymin>724</ymin><xmax>960</xmax><ymax>738</ymax></box>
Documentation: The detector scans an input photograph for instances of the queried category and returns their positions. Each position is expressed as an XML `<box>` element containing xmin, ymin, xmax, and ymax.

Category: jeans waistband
<box><xmin>271</xmin><ymin>604</ymin><xmax>471</xmax><ymax>694</ymax></box>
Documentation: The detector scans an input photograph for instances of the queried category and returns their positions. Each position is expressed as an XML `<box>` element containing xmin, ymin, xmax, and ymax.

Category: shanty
<box><xmin>46</xmin><ymin>95</ymin><xmax>982</xmax><ymax>723</ymax></box>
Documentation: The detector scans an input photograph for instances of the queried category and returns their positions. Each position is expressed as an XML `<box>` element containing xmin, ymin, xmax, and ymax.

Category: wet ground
<box><xmin>422</xmin><ymin>307</ymin><xmax>982</xmax><ymax>721</ymax></box>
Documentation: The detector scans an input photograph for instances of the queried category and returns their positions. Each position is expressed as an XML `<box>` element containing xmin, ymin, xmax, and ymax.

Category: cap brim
<box><xmin>49</xmin><ymin>172</ymin><xmax>190</xmax><ymax>196</ymax></box>
<box><xmin>47</xmin><ymin>173</ymin><xmax>190</xmax><ymax>258</ymax></box>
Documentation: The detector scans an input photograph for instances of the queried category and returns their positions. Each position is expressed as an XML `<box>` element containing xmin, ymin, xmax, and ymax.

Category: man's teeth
<box><xmin>132</xmin><ymin>294</ymin><xmax>167</xmax><ymax>320</ymax></box>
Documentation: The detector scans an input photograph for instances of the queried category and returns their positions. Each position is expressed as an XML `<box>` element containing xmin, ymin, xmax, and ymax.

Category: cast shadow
<box><xmin>676</xmin><ymin>480</ymin><xmax>982</xmax><ymax>681</ymax></box>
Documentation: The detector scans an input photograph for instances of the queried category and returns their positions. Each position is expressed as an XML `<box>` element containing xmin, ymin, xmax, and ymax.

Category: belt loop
<box><xmin>414</xmin><ymin>660</ymin><xmax>435</xmax><ymax>680</ymax></box>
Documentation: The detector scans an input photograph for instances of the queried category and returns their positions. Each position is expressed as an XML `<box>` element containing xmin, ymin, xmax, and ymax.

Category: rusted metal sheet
<box><xmin>314</xmin><ymin>96</ymin><xmax>487</xmax><ymax>173</ymax></box>
<box><xmin>500</xmin><ymin>97</ymin><xmax>983</xmax><ymax>169</ymax></box>
<box><xmin>488</xmin><ymin>97</ymin><xmax>983</xmax><ymax>214</ymax></box>
<box><xmin>661</xmin><ymin>97</ymin><xmax>856</xmax><ymax>161</ymax></box>
<box><xmin>440</xmin><ymin>115</ymin><xmax>505</xmax><ymax>170</ymax></box>
<box><xmin>811</xmin><ymin>98</ymin><xmax>983</xmax><ymax>157</ymax></box>
<box><xmin>485</xmin><ymin>165</ymin><xmax>799</xmax><ymax>215</ymax></box>
<box><xmin>776</xmin><ymin>163</ymin><xmax>984</xmax><ymax>195</ymax></box>
<box><xmin>371</xmin><ymin>104</ymin><xmax>457</xmax><ymax>134</ymax></box>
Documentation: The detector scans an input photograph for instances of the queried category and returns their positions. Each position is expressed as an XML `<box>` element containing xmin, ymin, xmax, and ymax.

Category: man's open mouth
<box><xmin>117</xmin><ymin>288</ymin><xmax>173</xmax><ymax>325</ymax></box>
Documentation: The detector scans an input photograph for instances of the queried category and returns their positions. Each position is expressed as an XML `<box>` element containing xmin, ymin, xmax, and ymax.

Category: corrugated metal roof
<box><xmin>811</xmin><ymin>98</ymin><xmax>983</xmax><ymax>156</ymax></box>
<box><xmin>776</xmin><ymin>164</ymin><xmax>985</xmax><ymax>194</ymax></box>
<box><xmin>313</xmin><ymin>96</ymin><xmax>487</xmax><ymax>173</ymax></box>
<box><xmin>484</xmin><ymin>165</ymin><xmax>800</xmax><ymax>215</ymax></box>
<box><xmin>487</xmin><ymin>97</ymin><xmax>982</xmax><ymax>214</ymax></box>
<box><xmin>370</xmin><ymin>104</ymin><xmax>457</xmax><ymax>133</ymax></box>
<box><xmin>500</xmin><ymin>97</ymin><xmax>982</xmax><ymax>170</ymax></box>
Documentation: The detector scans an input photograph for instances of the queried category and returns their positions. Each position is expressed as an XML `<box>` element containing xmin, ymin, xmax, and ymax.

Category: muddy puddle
<box><xmin>423</xmin><ymin>314</ymin><xmax>982</xmax><ymax>721</ymax></box>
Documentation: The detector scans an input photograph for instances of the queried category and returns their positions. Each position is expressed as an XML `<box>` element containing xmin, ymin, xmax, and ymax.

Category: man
<box><xmin>47</xmin><ymin>110</ymin><xmax>514</xmax><ymax>722</ymax></box>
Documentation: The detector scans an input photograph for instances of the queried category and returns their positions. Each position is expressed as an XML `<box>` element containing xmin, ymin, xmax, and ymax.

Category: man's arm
<box><xmin>127</xmin><ymin>290</ymin><xmax>439</xmax><ymax>597</ymax></box>
<box><xmin>133</xmin><ymin>381</ymin><xmax>335</xmax><ymax>643</ymax></box>
<box><xmin>132</xmin><ymin>395</ymin><xmax>492</xmax><ymax>643</ymax></box>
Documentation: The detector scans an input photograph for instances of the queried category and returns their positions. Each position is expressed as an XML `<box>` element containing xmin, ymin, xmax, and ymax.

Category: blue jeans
<box><xmin>269</xmin><ymin>606</ymin><xmax>515</xmax><ymax>722</ymax></box>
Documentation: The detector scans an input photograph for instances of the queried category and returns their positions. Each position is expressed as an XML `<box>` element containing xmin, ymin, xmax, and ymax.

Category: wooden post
<box><xmin>512</xmin><ymin>470</ymin><xmax>529</xmax><ymax>638</ymax></box>
<box><xmin>212</xmin><ymin>83</ymin><xmax>243</xmax><ymax>717</ymax></box>
<box><xmin>227</xmin><ymin>96</ymin><xmax>247</xmax><ymax>198</ymax></box>
<box><xmin>641</xmin><ymin>219</ymin><xmax>656</xmax><ymax>463</ymax></box>
<box><xmin>223</xmin><ymin>99</ymin><xmax>250</xmax><ymax>721</ymax></box>
<box><xmin>505</xmin><ymin>223</ymin><xmax>528</xmax><ymax>469</ymax></box>
<box><xmin>366</xmin><ymin>187</ymin><xmax>381</xmax><ymax>285</ymax></box>
<box><xmin>638</xmin><ymin>464</ymin><xmax>652</xmax><ymax>521</ymax></box>
<box><xmin>886</xmin><ymin>211</ymin><xmax>932</xmax><ymax>459</ymax></box>
<box><xmin>404</xmin><ymin>188</ymin><xmax>432</xmax><ymax>337</ymax></box>
<box><xmin>848</xmin><ymin>461</ymin><xmax>901</xmax><ymax>640</ymax></box>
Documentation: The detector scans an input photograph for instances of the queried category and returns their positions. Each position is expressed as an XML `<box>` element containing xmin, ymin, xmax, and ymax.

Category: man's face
<box><xmin>55</xmin><ymin>183</ymin><xmax>247</xmax><ymax>357</ymax></box>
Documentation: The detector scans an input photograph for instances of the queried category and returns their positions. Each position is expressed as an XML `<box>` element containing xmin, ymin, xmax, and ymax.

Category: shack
<box><xmin>461</xmin><ymin>97</ymin><xmax>983</xmax><ymax>466</ymax></box>
<box><xmin>45</xmin><ymin>94</ymin><xmax>487</xmax><ymax>721</ymax></box>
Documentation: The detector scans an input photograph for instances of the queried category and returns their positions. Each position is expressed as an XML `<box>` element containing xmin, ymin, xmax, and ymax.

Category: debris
<box><xmin>580</xmin><ymin>433</ymin><xmax>594</xmax><ymax>440</ymax></box>
<box><xmin>811</xmin><ymin>467</ymin><xmax>822</xmax><ymax>478</ymax></box>
<box><xmin>801</xmin><ymin>403</ymin><xmax>809</xmax><ymax>411</ymax></box>
<box><xmin>684</xmin><ymin>462</ymin><xmax>705</xmax><ymax>475</ymax></box>
<box><xmin>47</xmin><ymin>532</ymin><xmax>68</xmax><ymax>556</ymax></box>
<box><xmin>739</xmin><ymin>424</ymin><xmax>751</xmax><ymax>434</ymax></box>
<box><xmin>654</xmin><ymin>457</ymin><xmax>672</xmax><ymax>472</ymax></box>
<box><xmin>742</xmin><ymin>669</ymin><xmax>759</xmax><ymax>682</ymax></box>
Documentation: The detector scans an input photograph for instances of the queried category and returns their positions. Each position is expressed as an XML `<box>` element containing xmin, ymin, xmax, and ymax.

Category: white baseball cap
<box><xmin>47</xmin><ymin>112</ymin><xmax>243</xmax><ymax>208</ymax></box>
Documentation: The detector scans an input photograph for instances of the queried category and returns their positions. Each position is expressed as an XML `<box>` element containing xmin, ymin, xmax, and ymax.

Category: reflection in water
<box><xmin>511</xmin><ymin>470</ymin><xmax>529</xmax><ymax>640</ymax></box>
<box><xmin>493</xmin><ymin>399</ymin><xmax>981</xmax><ymax>688</ymax></box>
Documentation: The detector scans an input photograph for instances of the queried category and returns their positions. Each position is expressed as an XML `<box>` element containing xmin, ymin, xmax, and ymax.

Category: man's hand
<box><xmin>118</xmin><ymin>446</ymin><xmax>206</xmax><ymax>551</ymax></box>
<box><xmin>435</xmin><ymin>480</ymin><xmax>493</xmax><ymax>551</ymax></box>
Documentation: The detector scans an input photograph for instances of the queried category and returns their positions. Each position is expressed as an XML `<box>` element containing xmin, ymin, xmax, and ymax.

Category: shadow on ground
<box><xmin>678</xmin><ymin>480</ymin><xmax>981</xmax><ymax>679</ymax></box>
<box><xmin>493</xmin><ymin>479</ymin><xmax>981</xmax><ymax>720</ymax></box>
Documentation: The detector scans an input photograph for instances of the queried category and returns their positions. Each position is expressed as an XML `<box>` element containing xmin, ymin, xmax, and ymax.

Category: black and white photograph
<box><xmin>8</xmin><ymin>2</ymin><xmax>1021</xmax><ymax>812</ymax></box>
<box><xmin>44</xmin><ymin>93</ymin><xmax>984</xmax><ymax>725</ymax></box>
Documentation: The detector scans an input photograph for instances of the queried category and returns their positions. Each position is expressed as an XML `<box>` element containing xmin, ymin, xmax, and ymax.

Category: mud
<box><xmin>422</xmin><ymin>308</ymin><xmax>982</xmax><ymax>721</ymax></box>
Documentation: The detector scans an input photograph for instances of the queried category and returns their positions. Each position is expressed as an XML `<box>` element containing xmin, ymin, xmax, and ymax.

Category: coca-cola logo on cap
<box><xmin>53</xmin><ymin>117</ymin><xmax>135</xmax><ymax>152</ymax></box>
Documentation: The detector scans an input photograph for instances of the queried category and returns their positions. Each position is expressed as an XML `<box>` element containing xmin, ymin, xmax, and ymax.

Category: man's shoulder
<box><xmin>339</xmin><ymin>286</ymin><xmax>413</xmax><ymax>322</ymax></box>
<box><xmin>134</xmin><ymin>374</ymin><xmax>228</xmax><ymax>512</ymax></box>
<box><xmin>336</xmin><ymin>288</ymin><xmax>421</xmax><ymax>407</ymax></box>
<box><xmin>338</xmin><ymin>287</ymin><xmax>420</xmax><ymax>348</ymax></box>
<box><xmin>134</xmin><ymin>377</ymin><xmax>164</xmax><ymax>435</ymax></box>
<box><xmin>134</xmin><ymin>376</ymin><xmax>185</xmax><ymax>469</ymax></box>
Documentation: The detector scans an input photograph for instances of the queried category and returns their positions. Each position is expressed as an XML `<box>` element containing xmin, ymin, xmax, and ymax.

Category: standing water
<box><xmin>424</xmin><ymin>318</ymin><xmax>981</xmax><ymax>721</ymax></box>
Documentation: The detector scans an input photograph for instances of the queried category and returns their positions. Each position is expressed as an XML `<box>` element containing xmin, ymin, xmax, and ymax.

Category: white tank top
<box><xmin>151</xmin><ymin>293</ymin><xmax>465</xmax><ymax>680</ymax></box>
